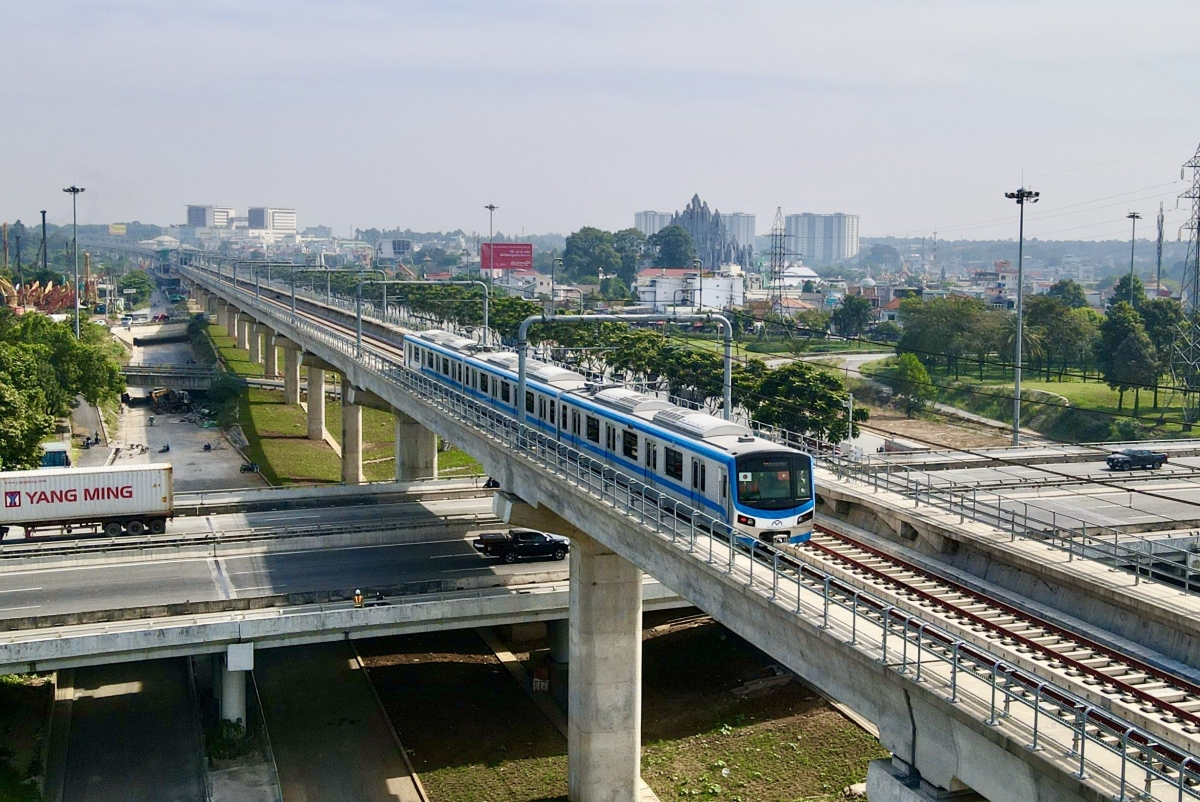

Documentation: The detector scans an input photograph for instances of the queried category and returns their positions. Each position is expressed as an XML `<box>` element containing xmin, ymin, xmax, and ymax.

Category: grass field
<box><xmin>208</xmin><ymin>325</ymin><xmax>482</xmax><ymax>483</ymax></box>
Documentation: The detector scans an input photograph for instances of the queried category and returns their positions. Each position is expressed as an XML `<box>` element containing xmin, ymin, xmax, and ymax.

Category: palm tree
<box><xmin>998</xmin><ymin>314</ymin><xmax>1045</xmax><ymax>386</ymax></box>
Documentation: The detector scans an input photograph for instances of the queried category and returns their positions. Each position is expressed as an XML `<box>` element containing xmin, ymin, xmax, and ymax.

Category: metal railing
<box><xmin>182</xmin><ymin>263</ymin><xmax>1200</xmax><ymax>799</ymax></box>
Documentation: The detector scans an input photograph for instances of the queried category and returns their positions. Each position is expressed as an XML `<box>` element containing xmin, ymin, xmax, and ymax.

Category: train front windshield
<box><xmin>735</xmin><ymin>454</ymin><xmax>812</xmax><ymax>511</ymax></box>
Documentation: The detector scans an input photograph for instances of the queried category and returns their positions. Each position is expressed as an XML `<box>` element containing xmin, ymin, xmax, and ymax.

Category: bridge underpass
<box><xmin>167</xmin><ymin>262</ymin><xmax>1200</xmax><ymax>802</ymax></box>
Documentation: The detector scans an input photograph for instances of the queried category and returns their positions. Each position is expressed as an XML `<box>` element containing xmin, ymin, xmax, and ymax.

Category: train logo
<box><xmin>771</xmin><ymin>520</ymin><xmax>782</xmax><ymax>528</ymax></box>
<box><xmin>4</xmin><ymin>492</ymin><xmax>20</xmax><ymax>509</ymax></box>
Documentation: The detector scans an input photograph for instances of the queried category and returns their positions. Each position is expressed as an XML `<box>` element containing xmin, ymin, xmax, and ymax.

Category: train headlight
<box><xmin>737</xmin><ymin>514</ymin><xmax>755</xmax><ymax>527</ymax></box>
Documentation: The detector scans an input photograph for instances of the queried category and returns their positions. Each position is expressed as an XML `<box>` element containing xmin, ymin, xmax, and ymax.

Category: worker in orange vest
<box><xmin>353</xmin><ymin>588</ymin><xmax>364</xmax><ymax>608</ymax></box>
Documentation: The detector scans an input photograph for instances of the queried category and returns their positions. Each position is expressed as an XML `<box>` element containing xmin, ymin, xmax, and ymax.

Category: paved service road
<box><xmin>0</xmin><ymin>499</ymin><xmax>558</xmax><ymax>619</ymax></box>
<box><xmin>257</xmin><ymin>642</ymin><xmax>422</xmax><ymax>802</ymax></box>
<box><xmin>62</xmin><ymin>658</ymin><xmax>205</xmax><ymax>802</ymax></box>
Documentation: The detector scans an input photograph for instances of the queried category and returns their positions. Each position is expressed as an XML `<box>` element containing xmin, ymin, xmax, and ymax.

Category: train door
<box><xmin>690</xmin><ymin>456</ymin><xmax>707</xmax><ymax>511</ymax></box>
<box><xmin>644</xmin><ymin>439</ymin><xmax>658</xmax><ymax>489</ymax></box>
<box><xmin>718</xmin><ymin>466</ymin><xmax>730</xmax><ymax>525</ymax></box>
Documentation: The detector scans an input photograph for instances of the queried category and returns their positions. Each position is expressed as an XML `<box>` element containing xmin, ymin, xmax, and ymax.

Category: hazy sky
<box><xmin>4</xmin><ymin>1</ymin><xmax>1200</xmax><ymax>242</ymax></box>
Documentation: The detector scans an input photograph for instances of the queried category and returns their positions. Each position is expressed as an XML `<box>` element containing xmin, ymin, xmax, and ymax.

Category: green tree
<box><xmin>1047</xmin><ymin>278</ymin><xmax>1089</xmax><ymax>309</ymax></box>
<box><xmin>731</xmin><ymin>358</ymin><xmax>768</xmax><ymax>416</ymax></box>
<box><xmin>882</xmin><ymin>353</ymin><xmax>936</xmax><ymax>416</ymax></box>
<box><xmin>1097</xmin><ymin>301</ymin><xmax>1146</xmax><ymax>409</ymax></box>
<box><xmin>1139</xmin><ymin>297</ymin><xmax>1184</xmax><ymax>408</ymax></box>
<box><xmin>897</xmin><ymin>296</ymin><xmax>987</xmax><ymax>378</ymax></box>
<box><xmin>648</xmin><ymin>225</ymin><xmax>696</xmax><ymax>268</ymax></box>
<box><xmin>874</xmin><ymin>321</ymin><xmax>902</xmax><ymax>343</ymax></box>
<box><xmin>830</xmin><ymin>294</ymin><xmax>873</xmax><ymax>338</ymax></box>
<box><xmin>1112</xmin><ymin>332</ymin><xmax>1157</xmax><ymax>412</ymax></box>
<box><xmin>756</xmin><ymin>361</ymin><xmax>867</xmax><ymax>441</ymax></box>
<box><xmin>1107</xmin><ymin>274</ymin><xmax>1145</xmax><ymax>312</ymax></box>
<box><xmin>801</xmin><ymin>279</ymin><xmax>816</xmax><ymax>293</ymax></box>
<box><xmin>611</xmin><ymin>228</ymin><xmax>647</xmax><ymax>283</ymax></box>
<box><xmin>562</xmin><ymin>227</ymin><xmax>620</xmax><ymax>281</ymax></box>
<box><xmin>118</xmin><ymin>270</ymin><xmax>155</xmax><ymax>308</ymax></box>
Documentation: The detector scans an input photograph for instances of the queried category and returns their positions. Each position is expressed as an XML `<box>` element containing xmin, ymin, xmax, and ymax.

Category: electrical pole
<box><xmin>1156</xmin><ymin>202</ymin><xmax>1165</xmax><ymax>296</ymax></box>
<box><xmin>1005</xmin><ymin>187</ymin><xmax>1039</xmax><ymax>446</ymax></box>
<box><xmin>1128</xmin><ymin>211</ymin><xmax>1142</xmax><ymax>306</ymax></box>
<box><xmin>40</xmin><ymin>210</ymin><xmax>48</xmax><ymax>276</ymax></box>
<box><xmin>484</xmin><ymin>204</ymin><xmax>498</xmax><ymax>285</ymax></box>
<box><xmin>63</xmin><ymin>185</ymin><xmax>85</xmax><ymax>337</ymax></box>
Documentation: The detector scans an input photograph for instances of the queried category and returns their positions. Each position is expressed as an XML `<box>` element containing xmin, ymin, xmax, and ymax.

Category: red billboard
<box><xmin>481</xmin><ymin>242</ymin><xmax>534</xmax><ymax>271</ymax></box>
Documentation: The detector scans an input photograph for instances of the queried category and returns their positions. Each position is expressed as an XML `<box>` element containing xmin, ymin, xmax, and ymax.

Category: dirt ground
<box><xmin>863</xmin><ymin>405</ymin><xmax>1012</xmax><ymax>449</ymax></box>
<box><xmin>356</xmin><ymin>612</ymin><xmax>885</xmax><ymax>802</ymax></box>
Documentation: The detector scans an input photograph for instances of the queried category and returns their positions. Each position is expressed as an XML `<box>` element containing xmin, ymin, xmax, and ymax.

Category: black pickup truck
<box><xmin>472</xmin><ymin>529</ymin><xmax>569</xmax><ymax>564</ymax></box>
<box><xmin>1106</xmin><ymin>449</ymin><xmax>1168</xmax><ymax>471</ymax></box>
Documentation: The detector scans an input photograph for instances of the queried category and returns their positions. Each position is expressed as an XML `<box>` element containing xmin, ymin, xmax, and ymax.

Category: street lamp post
<box><xmin>63</xmin><ymin>185</ymin><xmax>85</xmax><ymax>337</ymax></box>
<box><xmin>551</xmin><ymin>257</ymin><xmax>563</xmax><ymax>312</ymax></box>
<box><xmin>484</xmin><ymin>204</ymin><xmax>498</xmax><ymax>284</ymax></box>
<box><xmin>1127</xmin><ymin>211</ymin><xmax>1142</xmax><ymax>306</ymax></box>
<box><xmin>692</xmin><ymin>258</ymin><xmax>703</xmax><ymax>310</ymax></box>
<box><xmin>1005</xmin><ymin>187</ymin><xmax>1039</xmax><ymax>446</ymax></box>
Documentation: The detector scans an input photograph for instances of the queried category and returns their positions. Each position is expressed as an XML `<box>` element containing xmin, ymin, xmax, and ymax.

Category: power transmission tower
<box><xmin>1172</xmin><ymin>142</ymin><xmax>1200</xmax><ymax>426</ymax></box>
<box><xmin>769</xmin><ymin>207</ymin><xmax>786</xmax><ymax>313</ymax></box>
<box><xmin>1156</xmin><ymin>201</ymin><xmax>1165</xmax><ymax>293</ymax></box>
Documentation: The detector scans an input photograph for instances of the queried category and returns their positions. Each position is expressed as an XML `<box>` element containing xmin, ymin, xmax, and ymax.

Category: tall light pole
<box><xmin>63</xmin><ymin>186</ymin><xmax>85</xmax><ymax>338</ymax></box>
<box><xmin>484</xmin><ymin>204</ymin><xmax>498</xmax><ymax>284</ymax></box>
<box><xmin>1127</xmin><ymin>211</ymin><xmax>1142</xmax><ymax>306</ymax></box>
<box><xmin>1005</xmin><ymin>187</ymin><xmax>1039</xmax><ymax>446</ymax></box>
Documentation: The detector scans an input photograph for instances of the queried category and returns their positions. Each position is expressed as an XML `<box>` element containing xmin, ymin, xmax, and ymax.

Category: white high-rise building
<box><xmin>784</xmin><ymin>213</ymin><xmax>859</xmax><ymax>265</ymax></box>
<box><xmin>723</xmin><ymin>213</ymin><xmax>756</xmax><ymax>247</ymax></box>
<box><xmin>634</xmin><ymin>211</ymin><xmax>673</xmax><ymax>237</ymax></box>
<box><xmin>186</xmin><ymin>205</ymin><xmax>237</xmax><ymax>229</ymax></box>
<box><xmin>248</xmin><ymin>207</ymin><xmax>297</xmax><ymax>234</ymax></box>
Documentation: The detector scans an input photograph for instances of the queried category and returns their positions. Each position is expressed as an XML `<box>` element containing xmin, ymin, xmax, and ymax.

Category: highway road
<box><xmin>0</xmin><ymin>498</ymin><xmax>560</xmax><ymax>620</ymax></box>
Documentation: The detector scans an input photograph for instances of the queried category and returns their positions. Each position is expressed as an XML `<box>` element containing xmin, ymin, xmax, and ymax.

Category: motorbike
<box><xmin>159</xmin><ymin>444</ymin><xmax>170</xmax><ymax>453</ymax></box>
<box><xmin>203</xmin><ymin>443</ymin><xmax>212</xmax><ymax>452</ymax></box>
<box><xmin>240</xmin><ymin>462</ymin><xmax>260</xmax><ymax>474</ymax></box>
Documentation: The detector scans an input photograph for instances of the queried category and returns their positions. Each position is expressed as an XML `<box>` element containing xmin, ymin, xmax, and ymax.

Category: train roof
<box><xmin>411</xmin><ymin>330</ymin><xmax>477</xmax><ymax>351</ymax></box>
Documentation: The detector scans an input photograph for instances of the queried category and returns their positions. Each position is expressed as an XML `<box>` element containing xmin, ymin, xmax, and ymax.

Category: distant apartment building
<box><xmin>248</xmin><ymin>207</ymin><xmax>297</xmax><ymax>234</ymax></box>
<box><xmin>784</xmin><ymin>213</ymin><xmax>860</xmax><ymax>265</ymax></box>
<box><xmin>186</xmin><ymin>205</ymin><xmax>236</xmax><ymax>229</ymax></box>
<box><xmin>723</xmin><ymin>213</ymin><xmax>756</xmax><ymax>248</ymax></box>
<box><xmin>635</xmin><ymin>267</ymin><xmax>744</xmax><ymax>312</ymax></box>
<box><xmin>634</xmin><ymin>211</ymin><xmax>673</xmax><ymax>237</ymax></box>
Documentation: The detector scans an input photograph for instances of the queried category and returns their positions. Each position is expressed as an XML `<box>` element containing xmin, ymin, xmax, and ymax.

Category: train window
<box><xmin>501</xmin><ymin>381</ymin><xmax>511</xmax><ymax>403</ymax></box>
<box><xmin>549</xmin><ymin>401</ymin><xmax>556</xmax><ymax>425</ymax></box>
<box><xmin>606</xmin><ymin>425</ymin><xmax>616</xmax><ymax>451</ymax></box>
<box><xmin>538</xmin><ymin>397</ymin><xmax>546</xmax><ymax>419</ymax></box>
<box><xmin>622</xmin><ymin>430</ymin><xmax>638</xmax><ymax>460</ymax></box>
<box><xmin>692</xmin><ymin>459</ymin><xmax>699</xmax><ymax>489</ymax></box>
<box><xmin>586</xmin><ymin>416</ymin><xmax>600</xmax><ymax>443</ymax></box>
<box><xmin>701</xmin><ymin>463</ymin><xmax>707</xmax><ymax>492</ymax></box>
<box><xmin>457</xmin><ymin>363</ymin><xmax>463</xmax><ymax>382</ymax></box>
<box><xmin>442</xmin><ymin>357</ymin><xmax>450</xmax><ymax>376</ymax></box>
<box><xmin>665</xmin><ymin>447</ymin><xmax>683</xmax><ymax>480</ymax></box>
<box><xmin>526</xmin><ymin>391</ymin><xmax>535</xmax><ymax>414</ymax></box>
<box><xmin>572</xmin><ymin>410</ymin><xmax>581</xmax><ymax>436</ymax></box>
<box><xmin>720</xmin><ymin>473</ymin><xmax>727</xmax><ymax>500</ymax></box>
<box><xmin>479</xmin><ymin>373</ymin><xmax>488</xmax><ymax>394</ymax></box>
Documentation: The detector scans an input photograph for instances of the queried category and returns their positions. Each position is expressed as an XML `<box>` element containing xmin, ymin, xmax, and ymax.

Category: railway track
<box><xmin>796</xmin><ymin>520</ymin><xmax>1200</xmax><ymax>752</ymax></box>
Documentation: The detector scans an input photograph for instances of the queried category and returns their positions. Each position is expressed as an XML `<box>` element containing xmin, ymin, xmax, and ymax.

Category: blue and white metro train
<box><xmin>404</xmin><ymin>330</ymin><xmax>815</xmax><ymax>546</ymax></box>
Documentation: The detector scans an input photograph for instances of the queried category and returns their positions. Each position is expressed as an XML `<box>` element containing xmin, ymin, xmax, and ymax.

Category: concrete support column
<box><xmin>226</xmin><ymin>307</ymin><xmax>239</xmax><ymax>338</ymax></box>
<box><xmin>341</xmin><ymin>380</ymin><xmax>364</xmax><ymax>485</ymax></box>
<box><xmin>307</xmin><ymin>368</ymin><xmax>326</xmax><ymax>441</ymax></box>
<box><xmin>248</xmin><ymin>324</ymin><xmax>262</xmax><ymax>364</ymax></box>
<box><xmin>866</xmin><ymin>759</ymin><xmax>972</xmax><ymax>801</ymax></box>
<box><xmin>394</xmin><ymin>410</ymin><xmax>437</xmax><ymax>480</ymax></box>
<box><xmin>569</xmin><ymin>531</ymin><xmax>642</xmax><ymax>802</ymax></box>
<box><xmin>237</xmin><ymin>316</ymin><xmax>251</xmax><ymax>351</ymax></box>
<box><xmin>220</xmin><ymin>643</ymin><xmax>254</xmax><ymax>728</ymax></box>
<box><xmin>216</xmin><ymin>300</ymin><xmax>229</xmax><ymax>328</ymax></box>
<box><xmin>283</xmin><ymin>348</ymin><xmax>301</xmax><ymax>405</ymax></box>
<box><xmin>263</xmin><ymin>328</ymin><xmax>278</xmax><ymax>377</ymax></box>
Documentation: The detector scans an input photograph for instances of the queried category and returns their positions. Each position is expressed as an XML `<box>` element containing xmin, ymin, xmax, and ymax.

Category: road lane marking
<box><xmin>0</xmin><ymin>587</ymin><xmax>41</xmax><ymax>594</ymax></box>
<box><xmin>207</xmin><ymin>558</ymin><xmax>235</xmax><ymax>600</ymax></box>
<box><xmin>235</xmin><ymin>584</ymin><xmax>287</xmax><ymax>593</ymax></box>
<box><xmin>0</xmin><ymin>605</ymin><xmax>40</xmax><ymax>613</ymax></box>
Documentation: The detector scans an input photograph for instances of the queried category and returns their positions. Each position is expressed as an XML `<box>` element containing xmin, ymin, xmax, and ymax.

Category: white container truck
<box><xmin>0</xmin><ymin>464</ymin><xmax>173</xmax><ymax>538</ymax></box>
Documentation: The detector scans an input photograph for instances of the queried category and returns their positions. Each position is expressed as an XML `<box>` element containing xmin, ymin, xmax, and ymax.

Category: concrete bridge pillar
<box><xmin>226</xmin><ymin>306</ymin><xmax>239</xmax><ymax>339</ymax></box>
<box><xmin>248</xmin><ymin>324</ymin><xmax>262</xmax><ymax>365</ymax></box>
<box><xmin>341</xmin><ymin>379</ymin><xmax>364</xmax><ymax>485</ymax></box>
<box><xmin>569</xmin><ymin>531</ymin><xmax>642</xmax><ymax>802</ymax></box>
<box><xmin>216</xmin><ymin>299</ymin><xmax>229</xmax><ymax>328</ymax></box>
<box><xmin>263</xmin><ymin>328</ymin><xmax>278</xmax><ymax>377</ymax></box>
<box><xmin>220</xmin><ymin>643</ymin><xmax>253</xmax><ymax>728</ymax></box>
<box><xmin>394</xmin><ymin>410</ymin><xmax>437</xmax><ymax>480</ymax></box>
<box><xmin>283</xmin><ymin>348</ymin><xmax>301</xmax><ymax>405</ymax></box>
<box><xmin>236</xmin><ymin>316</ymin><xmax>251</xmax><ymax>351</ymax></box>
<box><xmin>307</xmin><ymin>367</ymin><xmax>326</xmax><ymax>441</ymax></box>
